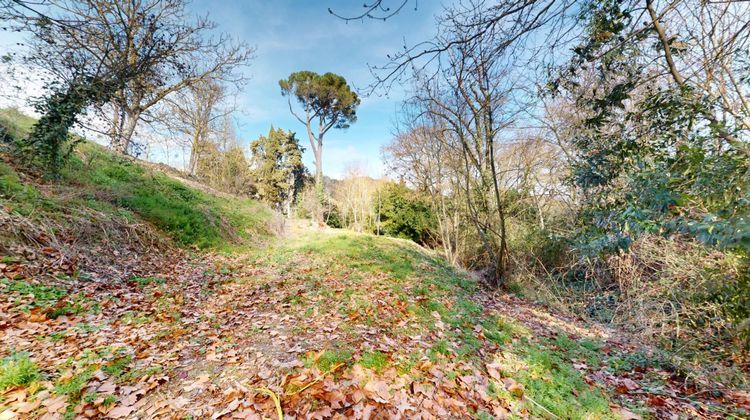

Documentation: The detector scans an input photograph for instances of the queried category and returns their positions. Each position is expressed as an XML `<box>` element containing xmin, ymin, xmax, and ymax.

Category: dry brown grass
<box><xmin>512</xmin><ymin>234</ymin><xmax>749</xmax><ymax>387</ymax></box>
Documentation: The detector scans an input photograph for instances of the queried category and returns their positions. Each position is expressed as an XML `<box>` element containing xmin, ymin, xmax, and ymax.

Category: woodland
<box><xmin>0</xmin><ymin>0</ymin><xmax>748</xmax><ymax>418</ymax></box>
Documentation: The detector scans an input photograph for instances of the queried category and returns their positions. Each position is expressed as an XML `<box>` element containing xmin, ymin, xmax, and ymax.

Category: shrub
<box><xmin>525</xmin><ymin>234</ymin><xmax>749</xmax><ymax>383</ymax></box>
<box><xmin>377</xmin><ymin>183</ymin><xmax>434</xmax><ymax>244</ymax></box>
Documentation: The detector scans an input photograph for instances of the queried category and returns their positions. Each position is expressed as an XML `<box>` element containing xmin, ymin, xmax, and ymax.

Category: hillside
<box><xmin>0</xmin><ymin>109</ymin><xmax>277</xmax><ymax>250</ymax></box>
<box><xmin>0</xmin><ymin>111</ymin><xmax>748</xmax><ymax>418</ymax></box>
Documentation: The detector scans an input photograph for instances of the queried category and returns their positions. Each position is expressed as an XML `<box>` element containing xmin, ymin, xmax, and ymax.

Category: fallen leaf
<box><xmin>106</xmin><ymin>404</ymin><xmax>135</xmax><ymax>419</ymax></box>
<box><xmin>364</xmin><ymin>379</ymin><xmax>390</xmax><ymax>403</ymax></box>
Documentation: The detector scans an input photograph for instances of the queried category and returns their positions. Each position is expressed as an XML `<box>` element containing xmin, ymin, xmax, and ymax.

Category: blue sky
<box><xmin>0</xmin><ymin>0</ymin><xmax>443</xmax><ymax>179</ymax></box>
<box><xmin>192</xmin><ymin>0</ymin><xmax>443</xmax><ymax>179</ymax></box>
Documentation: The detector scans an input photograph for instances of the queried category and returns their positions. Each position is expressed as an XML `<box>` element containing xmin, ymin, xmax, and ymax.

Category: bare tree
<box><xmin>362</xmin><ymin>0</ymin><xmax>580</xmax><ymax>94</ymax></box>
<box><xmin>334</xmin><ymin>162</ymin><xmax>381</xmax><ymax>232</ymax></box>
<box><xmin>3</xmin><ymin>0</ymin><xmax>253</xmax><ymax>155</ymax></box>
<box><xmin>398</xmin><ymin>36</ymin><xmax>517</xmax><ymax>283</ymax></box>
<box><xmin>158</xmin><ymin>77</ymin><xmax>233</xmax><ymax>175</ymax></box>
<box><xmin>384</xmin><ymin>123</ymin><xmax>465</xmax><ymax>266</ymax></box>
<box><xmin>328</xmin><ymin>0</ymin><xmax>415</xmax><ymax>22</ymax></box>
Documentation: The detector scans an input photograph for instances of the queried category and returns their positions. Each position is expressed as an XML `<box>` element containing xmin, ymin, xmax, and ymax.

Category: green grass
<box><xmin>306</xmin><ymin>348</ymin><xmax>353</xmax><ymax>372</ymax></box>
<box><xmin>265</xmin><ymin>231</ymin><xmax>617</xmax><ymax>417</ymax></box>
<box><xmin>0</xmin><ymin>108</ymin><xmax>36</xmax><ymax>140</ymax></box>
<box><xmin>0</xmin><ymin>278</ymin><xmax>99</xmax><ymax>319</ymax></box>
<box><xmin>101</xmin><ymin>353</ymin><xmax>134</xmax><ymax>379</ymax></box>
<box><xmin>0</xmin><ymin>109</ymin><xmax>274</xmax><ymax>249</ymax></box>
<box><xmin>428</xmin><ymin>339</ymin><xmax>451</xmax><ymax>361</ymax></box>
<box><xmin>0</xmin><ymin>162</ymin><xmax>50</xmax><ymax>216</ymax></box>
<box><xmin>553</xmin><ymin>334</ymin><xmax>604</xmax><ymax>368</ymax></box>
<box><xmin>47</xmin><ymin>302</ymin><xmax>88</xmax><ymax>319</ymax></box>
<box><xmin>54</xmin><ymin>367</ymin><xmax>95</xmax><ymax>400</ymax></box>
<box><xmin>1</xmin><ymin>278</ymin><xmax>68</xmax><ymax>310</ymax></box>
<box><xmin>285</xmin><ymin>233</ymin><xmax>420</xmax><ymax>281</ymax></box>
<box><xmin>130</xmin><ymin>276</ymin><xmax>165</xmax><ymax>288</ymax></box>
<box><xmin>0</xmin><ymin>352</ymin><xmax>41</xmax><ymax>389</ymax></box>
<box><xmin>359</xmin><ymin>350</ymin><xmax>389</xmax><ymax>372</ymax></box>
<box><xmin>514</xmin><ymin>346</ymin><xmax>613</xmax><ymax>418</ymax></box>
<box><xmin>102</xmin><ymin>394</ymin><xmax>118</xmax><ymax>406</ymax></box>
<box><xmin>61</xmin><ymin>142</ymin><xmax>273</xmax><ymax>248</ymax></box>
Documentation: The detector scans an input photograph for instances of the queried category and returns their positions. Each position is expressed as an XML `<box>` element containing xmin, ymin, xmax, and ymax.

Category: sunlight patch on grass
<box><xmin>489</xmin><ymin>347</ymin><xmax>614</xmax><ymax>419</ymax></box>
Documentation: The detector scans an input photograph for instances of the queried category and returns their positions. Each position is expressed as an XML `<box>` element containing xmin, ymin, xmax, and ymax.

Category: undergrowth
<box><xmin>511</xmin><ymin>233</ymin><xmax>750</xmax><ymax>388</ymax></box>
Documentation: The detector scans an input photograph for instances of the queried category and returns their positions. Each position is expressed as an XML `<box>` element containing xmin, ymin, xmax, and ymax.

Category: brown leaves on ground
<box><xmin>1</xmin><ymin>229</ymin><xmax>747</xmax><ymax>419</ymax></box>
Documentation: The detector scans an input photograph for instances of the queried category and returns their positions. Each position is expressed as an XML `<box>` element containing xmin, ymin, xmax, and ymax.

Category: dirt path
<box><xmin>1</xmin><ymin>225</ymin><xmax>747</xmax><ymax>419</ymax></box>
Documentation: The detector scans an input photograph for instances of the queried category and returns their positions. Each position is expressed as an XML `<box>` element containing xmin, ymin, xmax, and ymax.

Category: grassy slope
<box><xmin>0</xmin><ymin>108</ymin><xmax>274</xmax><ymax>249</ymax></box>
<box><xmin>244</xmin><ymin>228</ymin><xmax>617</xmax><ymax>418</ymax></box>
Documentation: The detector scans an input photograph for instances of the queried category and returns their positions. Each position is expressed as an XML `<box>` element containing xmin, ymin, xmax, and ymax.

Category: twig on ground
<box><xmin>286</xmin><ymin>362</ymin><xmax>346</xmax><ymax>396</ymax></box>
<box><xmin>254</xmin><ymin>387</ymin><xmax>283</xmax><ymax>420</ymax></box>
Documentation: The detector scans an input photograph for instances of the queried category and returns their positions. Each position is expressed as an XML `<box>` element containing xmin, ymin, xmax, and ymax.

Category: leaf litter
<box><xmin>1</xmin><ymin>226</ymin><xmax>747</xmax><ymax>419</ymax></box>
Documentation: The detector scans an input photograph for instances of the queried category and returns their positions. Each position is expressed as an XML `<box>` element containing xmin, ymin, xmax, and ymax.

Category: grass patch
<box><xmin>101</xmin><ymin>353</ymin><xmax>134</xmax><ymax>380</ymax></box>
<box><xmin>287</xmin><ymin>233</ymin><xmax>420</xmax><ymax>281</ymax></box>
<box><xmin>492</xmin><ymin>346</ymin><xmax>614</xmax><ymax>419</ymax></box>
<box><xmin>130</xmin><ymin>276</ymin><xmax>165</xmax><ymax>288</ymax></box>
<box><xmin>428</xmin><ymin>339</ymin><xmax>451</xmax><ymax>361</ymax></box>
<box><xmin>553</xmin><ymin>334</ymin><xmax>605</xmax><ymax>368</ymax></box>
<box><xmin>305</xmin><ymin>348</ymin><xmax>353</xmax><ymax>372</ymax></box>
<box><xmin>47</xmin><ymin>331</ymin><xmax>68</xmax><ymax>342</ymax></box>
<box><xmin>48</xmin><ymin>301</ymin><xmax>88</xmax><ymax>319</ymax></box>
<box><xmin>359</xmin><ymin>350</ymin><xmax>389</xmax><ymax>373</ymax></box>
<box><xmin>61</xmin><ymin>143</ymin><xmax>273</xmax><ymax>248</ymax></box>
<box><xmin>606</xmin><ymin>350</ymin><xmax>666</xmax><ymax>373</ymax></box>
<box><xmin>102</xmin><ymin>394</ymin><xmax>118</xmax><ymax>406</ymax></box>
<box><xmin>0</xmin><ymin>162</ymin><xmax>34</xmax><ymax>197</ymax></box>
<box><xmin>0</xmin><ymin>352</ymin><xmax>41</xmax><ymax>389</ymax></box>
<box><xmin>1</xmin><ymin>278</ymin><xmax>67</xmax><ymax>311</ymax></box>
<box><xmin>0</xmin><ymin>108</ymin><xmax>36</xmax><ymax>139</ymax></box>
<box><xmin>1</xmin><ymin>279</ymin><xmax>97</xmax><ymax>320</ymax></box>
<box><xmin>55</xmin><ymin>367</ymin><xmax>95</xmax><ymax>400</ymax></box>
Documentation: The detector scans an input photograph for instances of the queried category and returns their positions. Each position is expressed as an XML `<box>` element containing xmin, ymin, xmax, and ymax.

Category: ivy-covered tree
<box><xmin>554</xmin><ymin>0</ymin><xmax>750</xmax><ymax>252</ymax></box>
<box><xmin>21</xmin><ymin>76</ymin><xmax>114</xmax><ymax>176</ymax></box>
<box><xmin>249</xmin><ymin>127</ymin><xmax>307</xmax><ymax>215</ymax></box>
<box><xmin>3</xmin><ymin>0</ymin><xmax>252</xmax><ymax>157</ymax></box>
<box><xmin>279</xmin><ymin>71</ymin><xmax>359</xmax><ymax>192</ymax></box>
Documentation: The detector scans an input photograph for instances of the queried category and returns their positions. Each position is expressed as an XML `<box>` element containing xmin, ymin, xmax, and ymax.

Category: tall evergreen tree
<box><xmin>279</xmin><ymin>71</ymin><xmax>359</xmax><ymax>193</ymax></box>
<box><xmin>249</xmin><ymin>127</ymin><xmax>307</xmax><ymax>215</ymax></box>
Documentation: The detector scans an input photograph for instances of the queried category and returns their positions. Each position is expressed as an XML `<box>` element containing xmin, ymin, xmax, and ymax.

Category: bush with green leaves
<box><xmin>376</xmin><ymin>183</ymin><xmax>435</xmax><ymax>244</ymax></box>
<box><xmin>555</xmin><ymin>1</ymin><xmax>750</xmax><ymax>254</ymax></box>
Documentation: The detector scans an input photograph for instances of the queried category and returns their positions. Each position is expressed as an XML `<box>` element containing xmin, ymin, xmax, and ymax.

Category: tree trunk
<box><xmin>188</xmin><ymin>131</ymin><xmax>201</xmax><ymax>175</ymax></box>
<box><xmin>314</xmin><ymin>143</ymin><xmax>324</xmax><ymax>193</ymax></box>
<box><xmin>113</xmin><ymin>109</ymin><xmax>139</xmax><ymax>155</ymax></box>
